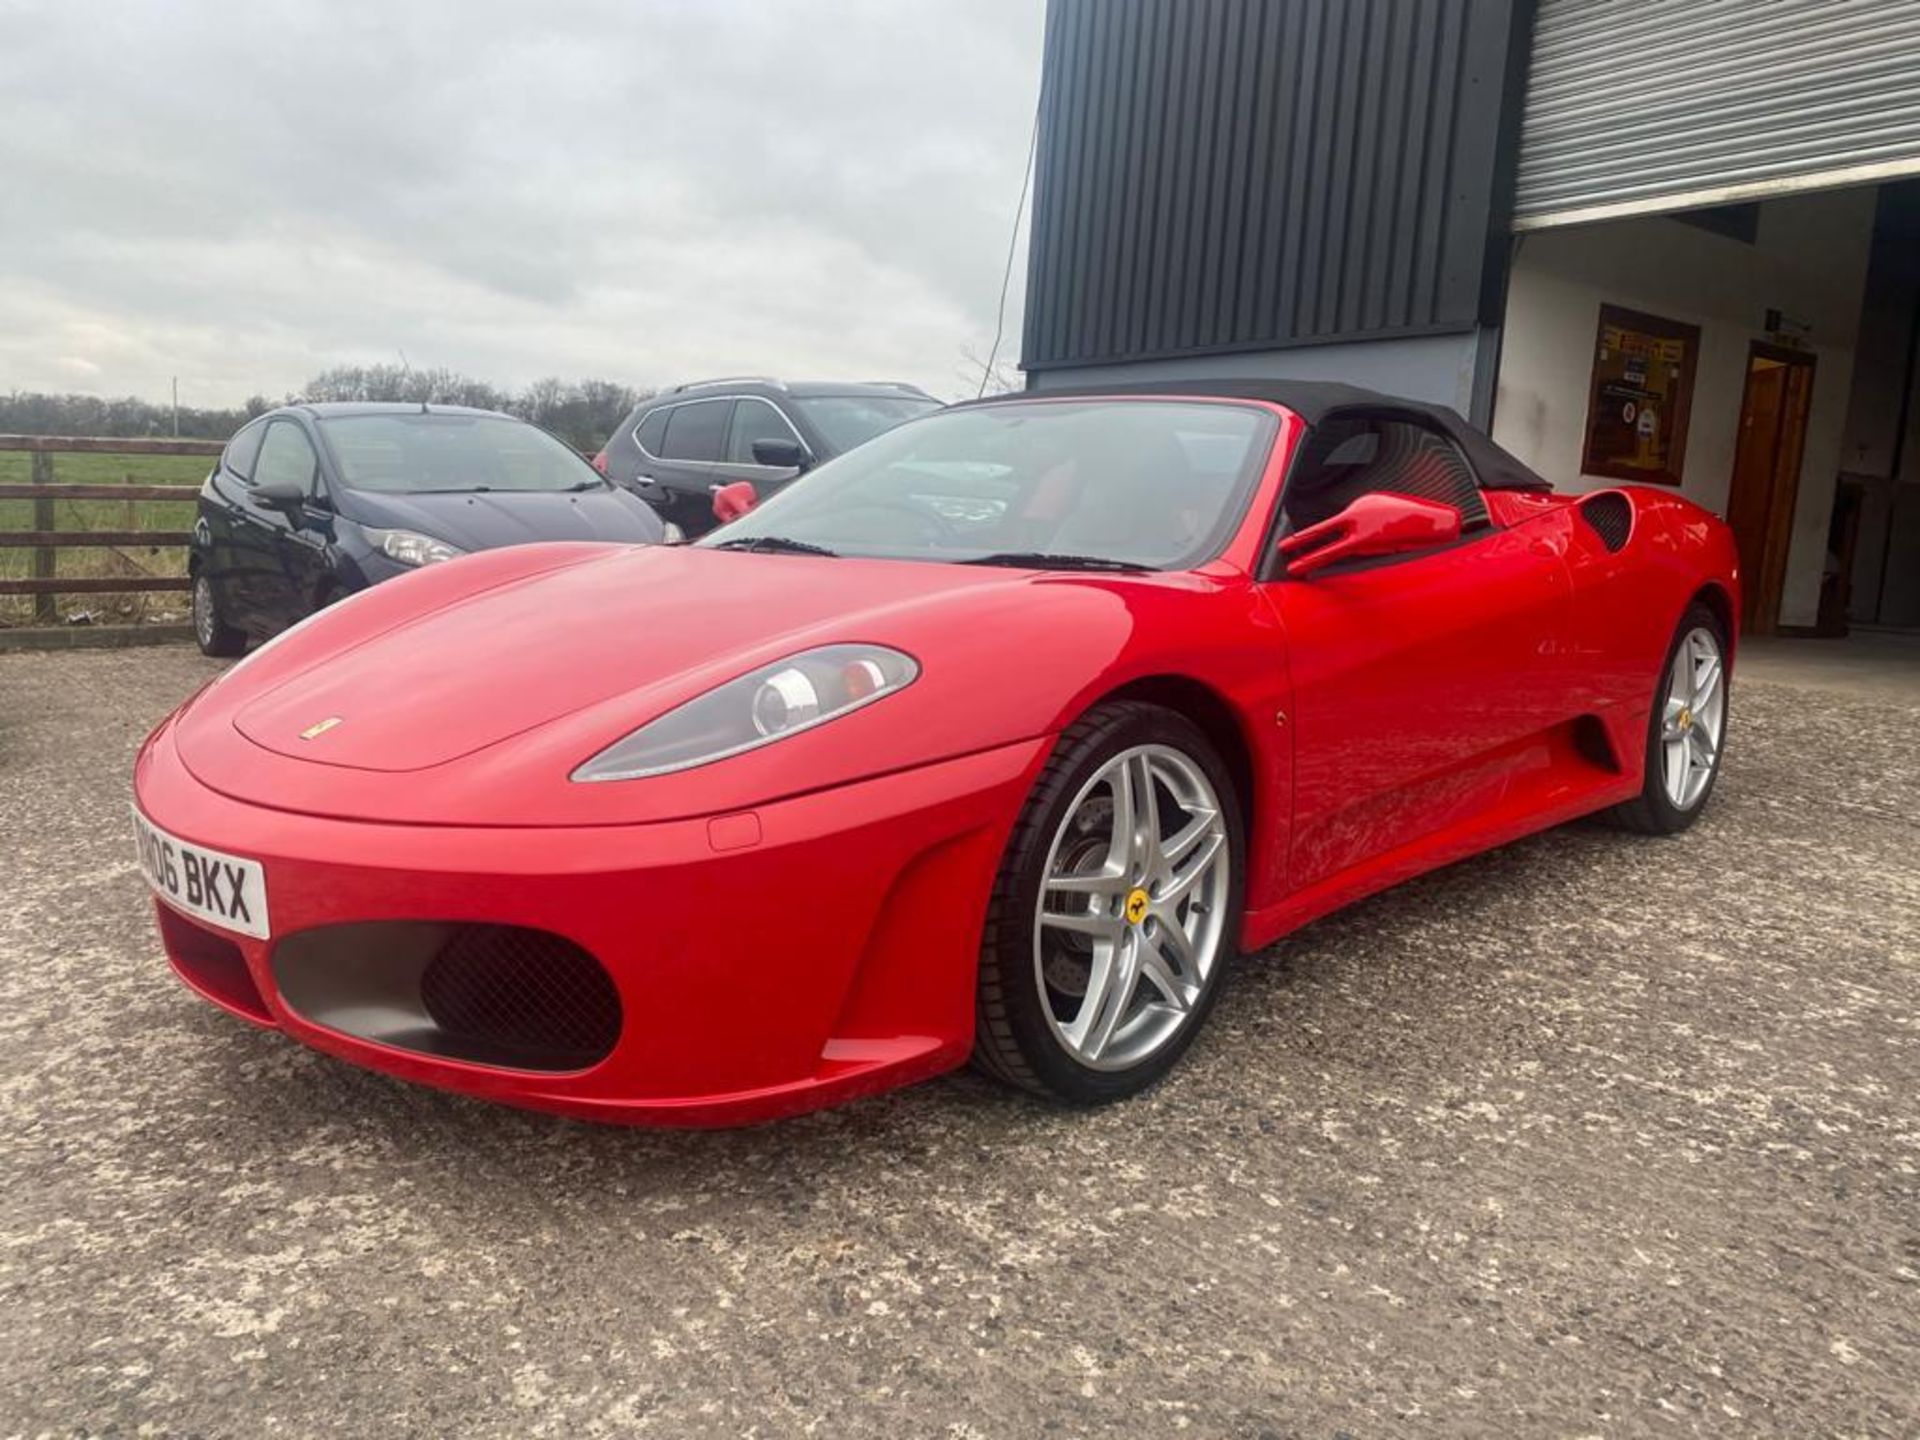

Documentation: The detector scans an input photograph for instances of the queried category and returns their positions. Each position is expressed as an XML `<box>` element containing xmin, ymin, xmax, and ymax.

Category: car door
<box><xmin>246</xmin><ymin>418</ymin><xmax>333</xmax><ymax>635</ymax></box>
<box><xmin>635</xmin><ymin>398</ymin><xmax>733</xmax><ymax>535</ymax></box>
<box><xmin>197</xmin><ymin>418</ymin><xmax>269</xmax><ymax>622</ymax></box>
<box><xmin>1265</xmin><ymin>413</ymin><xmax>1572</xmax><ymax>892</ymax></box>
<box><xmin>221</xmin><ymin>418</ymin><xmax>311</xmax><ymax>633</ymax></box>
<box><xmin>718</xmin><ymin>396</ymin><xmax>808</xmax><ymax>506</ymax></box>
<box><xmin>272</xmin><ymin>424</ymin><xmax>337</xmax><ymax>626</ymax></box>
<box><xmin>623</xmin><ymin>405</ymin><xmax>673</xmax><ymax>511</ymax></box>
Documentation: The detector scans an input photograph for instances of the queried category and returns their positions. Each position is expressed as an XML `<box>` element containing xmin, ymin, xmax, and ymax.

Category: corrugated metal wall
<box><xmin>1515</xmin><ymin>0</ymin><xmax>1920</xmax><ymax>229</ymax></box>
<box><xmin>1021</xmin><ymin>0</ymin><xmax>1532</xmax><ymax>373</ymax></box>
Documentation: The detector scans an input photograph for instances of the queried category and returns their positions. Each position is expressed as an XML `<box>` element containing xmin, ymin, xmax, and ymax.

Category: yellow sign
<box><xmin>1583</xmin><ymin>304</ymin><xmax>1698</xmax><ymax>487</ymax></box>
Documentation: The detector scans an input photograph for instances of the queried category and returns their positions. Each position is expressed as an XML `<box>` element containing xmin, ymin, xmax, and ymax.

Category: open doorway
<box><xmin>1726</xmin><ymin>343</ymin><xmax>1816</xmax><ymax>635</ymax></box>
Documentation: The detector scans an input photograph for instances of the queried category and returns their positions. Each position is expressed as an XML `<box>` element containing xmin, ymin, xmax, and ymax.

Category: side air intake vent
<box><xmin>420</xmin><ymin>926</ymin><xmax>621</xmax><ymax>1065</ymax></box>
<box><xmin>1580</xmin><ymin>492</ymin><xmax>1632</xmax><ymax>553</ymax></box>
<box><xmin>273</xmin><ymin>921</ymin><xmax>622</xmax><ymax>1072</ymax></box>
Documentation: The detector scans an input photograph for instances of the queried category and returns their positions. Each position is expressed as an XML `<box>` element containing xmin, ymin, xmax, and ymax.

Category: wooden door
<box><xmin>1725</xmin><ymin>344</ymin><xmax>1816</xmax><ymax>635</ymax></box>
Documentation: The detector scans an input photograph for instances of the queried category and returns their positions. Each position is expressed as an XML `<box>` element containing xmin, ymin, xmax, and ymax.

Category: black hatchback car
<box><xmin>190</xmin><ymin>403</ymin><xmax>664</xmax><ymax>655</ymax></box>
<box><xmin>595</xmin><ymin>378</ymin><xmax>940</xmax><ymax>537</ymax></box>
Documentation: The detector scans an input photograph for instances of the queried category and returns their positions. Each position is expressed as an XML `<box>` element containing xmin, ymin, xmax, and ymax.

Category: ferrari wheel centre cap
<box><xmin>1124</xmin><ymin>886</ymin><xmax>1150</xmax><ymax>925</ymax></box>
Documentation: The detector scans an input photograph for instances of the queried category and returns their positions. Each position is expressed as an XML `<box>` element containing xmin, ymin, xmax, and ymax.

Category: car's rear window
<box><xmin>317</xmin><ymin>414</ymin><xmax>601</xmax><ymax>494</ymax></box>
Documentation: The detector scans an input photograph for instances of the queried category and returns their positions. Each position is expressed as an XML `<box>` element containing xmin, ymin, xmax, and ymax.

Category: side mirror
<box><xmin>250</xmin><ymin>480</ymin><xmax>306</xmax><ymax>510</ymax></box>
<box><xmin>1278</xmin><ymin>492</ymin><xmax>1462</xmax><ymax>578</ymax></box>
<box><xmin>711</xmin><ymin>480</ymin><xmax>759</xmax><ymax>524</ymax></box>
<box><xmin>751</xmin><ymin>436</ymin><xmax>809</xmax><ymax>470</ymax></box>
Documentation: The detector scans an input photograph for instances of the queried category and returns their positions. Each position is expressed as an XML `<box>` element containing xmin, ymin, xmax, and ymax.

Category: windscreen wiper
<box><xmin>710</xmin><ymin>536</ymin><xmax>839</xmax><ymax>557</ymax></box>
<box><xmin>958</xmin><ymin>551</ymin><xmax>1152</xmax><ymax>572</ymax></box>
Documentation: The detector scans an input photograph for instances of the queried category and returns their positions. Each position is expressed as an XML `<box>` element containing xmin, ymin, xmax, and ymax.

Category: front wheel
<box><xmin>1606</xmin><ymin>603</ymin><xmax>1728</xmax><ymax>834</ymax></box>
<box><xmin>191</xmin><ymin>572</ymin><xmax>247</xmax><ymax>658</ymax></box>
<box><xmin>974</xmin><ymin>702</ymin><xmax>1244</xmax><ymax>1104</ymax></box>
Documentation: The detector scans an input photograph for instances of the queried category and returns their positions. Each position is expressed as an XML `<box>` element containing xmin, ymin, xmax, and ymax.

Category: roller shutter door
<box><xmin>1514</xmin><ymin>0</ymin><xmax>1920</xmax><ymax>229</ymax></box>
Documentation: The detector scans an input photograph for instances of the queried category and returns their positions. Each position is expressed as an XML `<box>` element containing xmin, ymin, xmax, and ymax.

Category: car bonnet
<box><xmin>168</xmin><ymin>545</ymin><xmax>1139</xmax><ymax>827</ymax></box>
<box><xmin>340</xmin><ymin>484</ymin><xmax>664</xmax><ymax>549</ymax></box>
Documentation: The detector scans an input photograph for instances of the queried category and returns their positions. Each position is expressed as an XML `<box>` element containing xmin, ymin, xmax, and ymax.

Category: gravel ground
<box><xmin>1</xmin><ymin>646</ymin><xmax>1915</xmax><ymax>1438</ymax></box>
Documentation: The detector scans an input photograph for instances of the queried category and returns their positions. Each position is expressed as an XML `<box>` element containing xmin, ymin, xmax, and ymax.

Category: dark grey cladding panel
<box><xmin>1022</xmin><ymin>0</ymin><xmax>1533</xmax><ymax>371</ymax></box>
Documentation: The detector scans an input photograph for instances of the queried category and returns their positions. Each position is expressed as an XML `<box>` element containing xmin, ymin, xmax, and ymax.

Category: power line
<box><xmin>980</xmin><ymin>92</ymin><xmax>1041</xmax><ymax>399</ymax></box>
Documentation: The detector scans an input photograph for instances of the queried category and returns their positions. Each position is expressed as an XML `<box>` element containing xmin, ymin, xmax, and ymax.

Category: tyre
<box><xmin>1606</xmin><ymin>602</ymin><xmax>1728</xmax><ymax>835</ymax></box>
<box><xmin>191</xmin><ymin>572</ymin><xmax>247</xmax><ymax>658</ymax></box>
<box><xmin>974</xmin><ymin>701</ymin><xmax>1244</xmax><ymax>1104</ymax></box>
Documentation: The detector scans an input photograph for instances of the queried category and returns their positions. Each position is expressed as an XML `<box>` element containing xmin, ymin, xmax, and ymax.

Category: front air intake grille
<box><xmin>420</xmin><ymin>925</ymin><xmax>622</xmax><ymax>1066</ymax></box>
<box><xmin>1579</xmin><ymin>492</ymin><xmax>1633</xmax><ymax>553</ymax></box>
<box><xmin>272</xmin><ymin>920</ymin><xmax>622</xmax><ymax>1072</ymax></box>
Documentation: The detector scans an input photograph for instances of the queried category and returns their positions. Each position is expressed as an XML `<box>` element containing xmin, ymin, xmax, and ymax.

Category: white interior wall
<box><xmin>1491</xmin><ymin>188</ymin><xmax>1878</xmax><ymax>627</ymax></box>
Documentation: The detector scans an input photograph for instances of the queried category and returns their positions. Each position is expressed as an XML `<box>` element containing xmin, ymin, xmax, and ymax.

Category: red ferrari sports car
<box><xmin>133</xmin><ymin>381</ymin><xmax>1738</xmax><ymax>1125</ymax></box>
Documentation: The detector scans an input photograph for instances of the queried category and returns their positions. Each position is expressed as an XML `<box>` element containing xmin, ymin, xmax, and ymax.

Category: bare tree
<box><xmin>521</xmin><ymin>377</ymin><xmax>566</xmax><ymax>428</ymax></box>
<box><xmin>0</xmin><ymin>370</ymin><xmax>654</xmax><ymax>452</ymax></box>
<box><xmin>958</xmin><ymin>342</ymin><xmax>1023</xmax><ymax>398</ymax></box>
<box><xmin>0</xmin><ymin>388</ymin><xmax>254</xmax><ymax>439</ymax></box>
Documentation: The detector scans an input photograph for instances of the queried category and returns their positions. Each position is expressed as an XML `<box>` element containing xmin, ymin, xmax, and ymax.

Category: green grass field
<box><xmin>0</xmin><ymin>451</ymin><xmax>209</xmax><ymax>626</ymax></box>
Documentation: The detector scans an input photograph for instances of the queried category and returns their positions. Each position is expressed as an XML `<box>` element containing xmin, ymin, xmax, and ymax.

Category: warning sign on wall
<box><xmin>1581</xmin><ymin>304</ymin><xmax>1699</xmax><ymax>486</ymax></box>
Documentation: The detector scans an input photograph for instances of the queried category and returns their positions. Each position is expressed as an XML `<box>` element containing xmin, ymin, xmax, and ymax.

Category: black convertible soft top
<box><xmin>975</xmin><ymin>379</ymin><xmax>1553</xmax><ymax>493</ymax></box>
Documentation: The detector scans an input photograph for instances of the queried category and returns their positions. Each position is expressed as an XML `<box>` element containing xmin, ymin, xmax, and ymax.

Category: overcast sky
<box><xmin>0</xmin><ymin>0</ymin><xmax>1044</xmax><ymax>407</ymax></box>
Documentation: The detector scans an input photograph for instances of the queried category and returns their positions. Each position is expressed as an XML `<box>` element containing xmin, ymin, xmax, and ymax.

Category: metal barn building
<box><xmin>1020</xmin><ymin>0</ymin><xmax>1920</xmax><ymax>637</ymax></box>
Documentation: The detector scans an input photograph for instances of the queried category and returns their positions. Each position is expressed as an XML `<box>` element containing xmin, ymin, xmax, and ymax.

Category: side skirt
<box><xmin>1240</xmin><ymin>730</ymin><xmax>1642</xmax><ymax>953</ymax></box>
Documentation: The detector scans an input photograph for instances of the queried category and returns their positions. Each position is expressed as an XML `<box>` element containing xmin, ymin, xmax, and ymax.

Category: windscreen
<box><xmin>318</xmin><ymin>414</ymin><xmax>603</xmax><ymax>494</ymax></box>
<box><xmin>703</xmin><ymin>400</ymin><xmax>1277</xmax><ymax>570</ymax></box>
<box><xmin>790</xmin><ymin>395</ymin><xmax>941</xmax><ymax>453</ymax></box>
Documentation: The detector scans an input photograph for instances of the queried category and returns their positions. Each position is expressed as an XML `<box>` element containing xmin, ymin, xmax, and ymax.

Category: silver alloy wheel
<box><xmin>1661</xmin><ymin>625</ymin><xmax>1725</xmax><ymax>811</ymax></box>
<box><xmin>1033</xmin><ymin>744</ymin><xmax>1231</xmax><ymax>1071</ymax></box>
<box><xmin>192</xmin><ymin>575</ymin><xmax>215</xmax><ymax>648</ymax></box>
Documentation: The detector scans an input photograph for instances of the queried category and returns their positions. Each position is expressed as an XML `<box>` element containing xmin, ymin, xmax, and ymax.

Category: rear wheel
<box><xmin>191</xmin><ymin>572</ymin><xmax>247</xmax><ymax>657</ymax></box>
<box><xmin>974</xmin><ymin>702</ymin><xmax>1243</xmax><ymax>1104</ymax></box>
<box><xmin>1607</xmin><ymin>603</ymin><xmax>1727</xmax><ymax>834</ymax></box>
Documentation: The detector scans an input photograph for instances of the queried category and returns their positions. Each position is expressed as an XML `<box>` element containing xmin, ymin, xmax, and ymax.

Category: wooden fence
<box><xmin>0</xmin><ymin>434</ymin><xmax>215</xmax><ymax>643</ymax></box>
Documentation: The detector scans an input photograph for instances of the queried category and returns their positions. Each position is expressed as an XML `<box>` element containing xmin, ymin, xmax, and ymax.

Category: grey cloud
<box><xmin>0</xmin><ymin>0</ymin><xmax>1043</xmax><ymax>405</ymax></box>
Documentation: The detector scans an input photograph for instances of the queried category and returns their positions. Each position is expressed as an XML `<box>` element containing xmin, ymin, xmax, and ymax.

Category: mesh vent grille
<box><xmin>1580</xmin><ymin>492</ymin><xmax>1633</xmax><ymax>553</ymax></box>
<box><xmin>420</xmin><ymin>925</ymin><xmax>622</xmax><ymax>1066</ymax></box>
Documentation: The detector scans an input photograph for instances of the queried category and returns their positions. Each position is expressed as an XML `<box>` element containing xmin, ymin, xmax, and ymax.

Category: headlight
<box><xmin>368</xmin><ymin>528</ymin><xmax>464</xmax><ymax>567</ymax></box>
<box><xmin>571</xmin><ymin>644</ymin><xmax>919</xmax><ymax>782</ymax></box>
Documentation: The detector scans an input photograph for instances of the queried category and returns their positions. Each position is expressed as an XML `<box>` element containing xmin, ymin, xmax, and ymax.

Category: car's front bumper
<box><xmin>133</xmin><ymin>717</ymin><xmax>1048</xmax><ymax>1125</ymax></box>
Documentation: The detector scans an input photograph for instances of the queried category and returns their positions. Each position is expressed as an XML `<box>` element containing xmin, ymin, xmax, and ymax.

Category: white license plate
<box><xmin>132</xmin><ymin>808</ymin><xmax>270</xmax><ymax>940</ymax></box>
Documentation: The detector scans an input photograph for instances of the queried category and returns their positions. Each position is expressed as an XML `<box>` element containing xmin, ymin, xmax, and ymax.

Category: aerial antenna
<box><xmin>400</xmin><ymin>348</ymin><xmax>424</xmax><ymax>412</ymax></box>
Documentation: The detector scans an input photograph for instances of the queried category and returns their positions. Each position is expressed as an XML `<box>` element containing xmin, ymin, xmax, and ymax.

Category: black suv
<box><xmin>595</xmin><ymin>378</ymin><xmax>940</xmax><ymax>537</ymax></box>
